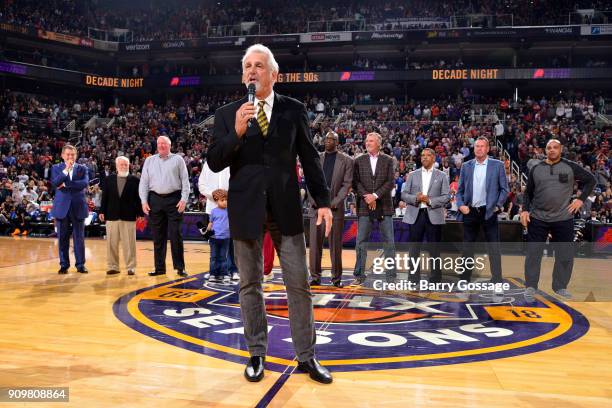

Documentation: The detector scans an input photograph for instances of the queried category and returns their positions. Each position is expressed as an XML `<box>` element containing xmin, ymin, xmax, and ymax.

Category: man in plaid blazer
<box><xmin>351</xmin><ymin>132</ymin><xmax>396</xmax><ymax>286</ymax></box>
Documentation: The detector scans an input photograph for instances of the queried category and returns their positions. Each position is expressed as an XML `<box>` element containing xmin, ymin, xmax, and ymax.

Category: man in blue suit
<box><xmin>456</xmin><ymin>136</ymin><xmax>509</xmax><ymax>284</ymax></box>
<box><xmin>51</xmin><ymin>145</ymin><xmax>90</xmax><ymax>274</ymax></box>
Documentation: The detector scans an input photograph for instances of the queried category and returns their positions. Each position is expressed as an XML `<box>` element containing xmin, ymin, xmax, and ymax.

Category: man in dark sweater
<box><xmin>100</xmin><ymin>156</ymin><xmax>144</xmax><ymax>275</ymax></box>
<box><xmin>520</xmin><ymin>139</ymin><xmax>596</xmax><ymax>301</ymax></box>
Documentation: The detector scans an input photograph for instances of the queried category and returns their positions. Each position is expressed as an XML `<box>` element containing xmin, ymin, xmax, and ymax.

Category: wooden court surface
<box><xmin>0</xmin><ymin>236</ymin><xmax>610</xmax><ymax>408</ymax></box>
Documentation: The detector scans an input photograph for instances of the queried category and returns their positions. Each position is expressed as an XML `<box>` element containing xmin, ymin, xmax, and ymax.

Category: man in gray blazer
<box><xmin>309</xmin><ymin>132</ymin><xmax>353</xmax><ymax>288</ymax></box>
<box><xmin>402</xmin><ymin>148</ymin><xmax>450</xmax><ymax>283</ymax></box>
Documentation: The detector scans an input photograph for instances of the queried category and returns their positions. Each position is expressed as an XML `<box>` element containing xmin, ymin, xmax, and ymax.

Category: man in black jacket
<box><xmin>208</xmin><ymin>44</ymin><xmax>333</xmax><ymax>384</ymax></box>
<box><xmin>99</xmin><ymin>156</ymin><xmax>144</xmax><ymax>275</ymax></box>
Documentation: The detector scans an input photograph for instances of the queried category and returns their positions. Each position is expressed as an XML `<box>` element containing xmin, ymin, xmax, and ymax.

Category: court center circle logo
<box><xmin>113</xmin><ymin>271</ymin><xmax>589</xmax><ymax>372</ymax></box>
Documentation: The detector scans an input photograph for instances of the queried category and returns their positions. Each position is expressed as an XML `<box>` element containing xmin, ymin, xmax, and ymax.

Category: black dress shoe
<box><xmin>297</xmin><ymin>358</ymin><xmax>332</xmax><ymax>384</ymax></box>
<box><xmin>77</xmin><ymin>267</ymin><xmax>88</xmax><ymax>273</ymax></box>
<box><xmin>176</xmin><ymin>269</ymin><xmax>188</xmax><ymax>277</ymax></box>
<box><xmin>106</xmin><ymin>269</ymin><xmax>120</xmax><ymax>275</ymax></box>
<box><xmin>310</xmin><ymin>279</ymin><xmax>321</xmax><ymax>286</ymax></box>
<box><xmin>244</xmin><ymin>356</ymin><xmax>265</xmax><ymax>382</ymax></box>
<box><xmin>58</xmin><ymin>267</ymin><xmax>68</xmax><ymax>274</ymax></box>
<box><xmin>148</xmin><ymin>270</ymin><xmax>166</xmax><ymax>276</ymax></box>
<box><xmin>332</xmin><ymin>281</ymin><xmax>344</xmax><ymax>288</ymax></box>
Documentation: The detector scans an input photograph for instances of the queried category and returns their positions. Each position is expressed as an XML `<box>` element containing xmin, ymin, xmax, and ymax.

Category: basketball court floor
<box><xmin>0</xmin><ymin>236</ymin><xmax>610</xmax><ymax>407</ymax></box>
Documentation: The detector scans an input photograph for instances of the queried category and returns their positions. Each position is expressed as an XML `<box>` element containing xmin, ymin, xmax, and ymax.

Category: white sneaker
<box><xmin>263</xmin><ymin>272</ymin><xmax>273</xmax><ymax>282</ymax></box>
<box><xmin>231</xmin><ymin>272</ymin><xmax>240</xmax><ymax>281</ymax></box>
<box><xmin>222</xmin><ymin>276</ymin><xmax>231</xmax><ymax>285</ymax></box>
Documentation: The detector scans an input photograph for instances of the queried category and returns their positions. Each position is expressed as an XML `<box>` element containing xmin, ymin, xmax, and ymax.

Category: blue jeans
<box><xmin>210</xmin><ymin>238</ymin><xmax>230</xmax><ymax>277</ymax></box>
<box><xmin>354</xmin><ymin>216</ymin><xmax>395</xmax><ymax>278</ymax></box>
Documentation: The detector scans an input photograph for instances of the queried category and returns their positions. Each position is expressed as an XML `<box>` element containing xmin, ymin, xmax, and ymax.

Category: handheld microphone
<box><xmin>247</xmin><ymin>83</ymin><xmax>256</xmax><ymax>127</ymax></box>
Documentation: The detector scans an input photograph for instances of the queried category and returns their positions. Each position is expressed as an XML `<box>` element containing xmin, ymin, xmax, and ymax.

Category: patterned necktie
<box><xmin>257</xmin><ymin>100</ymin><xmax>269</xmax><ymax>137</ymax></box>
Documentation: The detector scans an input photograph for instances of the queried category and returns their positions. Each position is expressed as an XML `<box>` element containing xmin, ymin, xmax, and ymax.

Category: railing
<box><xmin>569</xmin><ymin>10</ymin><xmax>612</xmax><ymax>25</ymax></box>
<box><xmin>307</xmin><ymin>19</ymin><xmax>366</xmax><ymax>33</ymax></box>
<box><xmin>334</xmin><ymin>113</ymin><xmax>345</xmax><ymax>126</ymax></box>
<box><xmin>207</xmin><ymin>23</ymin><xmax>260</xmax><ymax>37</ymax></box>
<box><xmin>312</xmin><ymin>113</ymin><xmax>325</xmax><ymax>127</ymax></box>
<box><xmin>88</xmin><ymin>27</ymin><xmax>133</xmax><ymax>42</ymax></box>
<box><xmin>450</xmin><ymin>14</ymin><xmax>514</xmax><ymax>28</ymax></box>
<box><xmin>64</xmin><ymin>119</ymin><xmax>76</xmax><ymax>132</ymax></box>
<box><xmin>84</xmin><ymin>115</ymin><xmax>97</xmax><ymax>130</ymax></box>
<box><xmin>496</xmin><ymin>139</ymin><xmax>527</xmax><ymax>189</ymax></box>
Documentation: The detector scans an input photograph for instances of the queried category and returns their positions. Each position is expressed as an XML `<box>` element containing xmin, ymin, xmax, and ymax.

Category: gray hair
<box><xmin>546</xmin><ymin>138</ymin><xmax>562</xmax><ymax>147</ymax></box>
<box><xmin>157</xmin><ymin>135</ymin><xmax>171</xmax><ymax>145</ymax></box>
<box><xmin>366</xmin><ymin>132</ymin><xmax>382</xmax><ymax>146</ymax></box>
<box><xmin>241</xmin><ymin>43</ymin><xmax>279</xmax><ymax>73</ymax></box>
<box><xmin>115</xmin><ymin>156</ymin><xmax>130</xmax><ymax>165</ymax></box>
<box><xmin>325</xmin><ymin>131</ymin><xmax>339</xmax><ymax>141</ymax></box>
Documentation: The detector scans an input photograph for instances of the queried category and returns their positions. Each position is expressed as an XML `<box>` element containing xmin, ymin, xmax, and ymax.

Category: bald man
<box><xmin>139</xmin><ymin>136</ymin><xmax>191</xmax><ymax>277</ymax></box>
<box><xmin>521</xmin><ymin>139</ymin><xmax>596</xmax><ymax>301</ymax></box>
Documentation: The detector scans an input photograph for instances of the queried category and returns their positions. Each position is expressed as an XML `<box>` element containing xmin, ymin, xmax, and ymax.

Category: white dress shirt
<box><xmin>369</xmin><ymin>152</ymin><xmax>379</xmax><ymax>175</ymax></box>
<box><xmin>420</xmin><ymin>167</ymin><xmax>434</xmax><ymax>208</ymax></box>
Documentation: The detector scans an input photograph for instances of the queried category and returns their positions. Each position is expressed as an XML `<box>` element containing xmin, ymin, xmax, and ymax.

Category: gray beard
<box><xmin>118</xmin><ymin>171</ymin><xmax>129</xmax><ymax>177</ymax></box>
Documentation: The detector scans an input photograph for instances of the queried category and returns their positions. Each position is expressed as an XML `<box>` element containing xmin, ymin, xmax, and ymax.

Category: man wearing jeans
<box><xmin>351</xmin><ymin>132</ymin><xmax>396</xmax><ymax>286</ymax></box>
<box><xmin>520</xmin><ymin>139</ymin><xmax>595</xmax><ymax>301</ymax></box>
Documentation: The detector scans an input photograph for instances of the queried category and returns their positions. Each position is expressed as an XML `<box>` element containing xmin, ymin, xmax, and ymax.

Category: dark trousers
<box><xmin>461</xmin><ymin>206</ymin><xmax>502</xmax><ymax>282</ymax></box>
<box><xmin>209</xmin><ymin>237</ymin><xmax>230</xmax><ymax>277</ymax></box>
<box><xmin>309</xmin><ymin>208</ymin><xmax>344</xmax><ymax>283</ymax></box>
<box><xmin>148</xmin><ymin>191</ymin><xmax>184</xmax><ymax>272</ymax></box>
<box><xmin>56</xmin><ymin>208</ymin><xmax>85</xmax><ymax>269</ymax></box>
<box><xmin>228</xmin><ymin>238</ymin><xmax>238</xmax><ymax>274</ymax></box>
<box><xmin>524</xmin><ymin>217</ymin><xmax>574</xmax><ymax>290</ymax></box>
<box><xmin>408</xmin><ymin>209</ymin><xmax>442</xmax><ymax>282</ymax></box>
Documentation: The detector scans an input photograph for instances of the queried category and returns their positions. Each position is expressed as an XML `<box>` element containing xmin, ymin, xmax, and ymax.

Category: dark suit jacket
<box><xmin>50</xmin><ymin>163</ymin><xmax>89</xmax><ymax>220</ymax></box>
<box><xmin>353</xmin><ymin>152</ymin><xmax>395</xmax><ymax>217</ymax></box>
<box><xmin>308</xmin><ymin>151</ymin><xmax>353</xmax><ymax>213</ymax></box>
<box><xmin>208</xmin><ymin>92</ymin><xmax>330</xmax><ymax>240</ymax></box>
<box><xmin>100</xmin><ymin>174</ymin><xmax>144</xmax><ymax>221</ymax></box>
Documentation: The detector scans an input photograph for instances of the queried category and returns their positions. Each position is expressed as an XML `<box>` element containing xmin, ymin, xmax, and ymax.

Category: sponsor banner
<box><xmin>0</xmin><ymin>22</ymin><xmax>36</xmax><ymax>36</ymax></box>
<box><xmin>0</xmin><ymin>61</ymin><xmax>27</xmax><ymax>75</ymax></box>
<box><xmin>581</xmin><ymin>24</ymin><xmax>612</xmax><ymax>35</ymax></box>
<box><xmin>161</xmin><ymin>39</ymin><xmax>203</xmax><ymax>49</ymax></box>
<box><xmin>353</xmin><ymin>31</ymin><xmax>408</xmax><ymax>41</ymax></box>
<box><xmin>122</xmin><ymin>42</ymin><xmax>152</xmax><ymax>52</ymax></box>
<box><xmin>300</xmin><ymin>32</ymin><xmax>352</xmax><ymax>43</ymax></box>
<box><xmin>120</xmin><ymin>39</ymin><xmax>204</xmax><ymax>52</ymax></box>
<box><xmin>37</xmin><ymin>29</ymin><xmax>93</xmax><ymax>47</ymax></box>
<box><xmin>169</xmin><ymin>76</ymin><xmax>201</xmax><ymax>87</ymax></box>
<box><xmin>206</xmin><ymin>36</ymin><xmax>248</xmax><ymax>47</ymax></box>
<box><xmin>260</xmin><ymin>34</ymin><xmax>299</xmax><ymax>45</ymax></box>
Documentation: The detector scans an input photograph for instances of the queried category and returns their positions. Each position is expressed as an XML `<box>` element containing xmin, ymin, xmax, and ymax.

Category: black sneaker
<box><xmin>148</xmin><ymin>270</ymin><xmax>166</xmax><ymax>276</ymax></box>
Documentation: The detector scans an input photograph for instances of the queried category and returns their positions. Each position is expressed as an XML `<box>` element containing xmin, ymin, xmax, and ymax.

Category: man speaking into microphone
<box><xmin>208</xmin><ymin>44</ymin><xmax>333</xmax><ymax>384</ymax></box>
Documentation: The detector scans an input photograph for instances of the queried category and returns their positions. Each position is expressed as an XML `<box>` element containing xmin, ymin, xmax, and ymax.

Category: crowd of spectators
<box><xmin>1</xmin><ymin>87</ymin><xmax>609</xmax><ymax>237</ymax></box>
<box><xmin>1</xmin><ymin>0</ymin><xmax>610</xmax><ymax>42</ymax></box>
